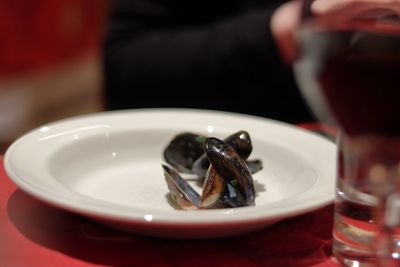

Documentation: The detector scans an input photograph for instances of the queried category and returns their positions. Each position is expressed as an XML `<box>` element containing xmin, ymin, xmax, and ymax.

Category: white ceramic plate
<box><xmin>4</xmin><ymin>108</ymin><xmax>336</xmax><ymax>238</ymax></box>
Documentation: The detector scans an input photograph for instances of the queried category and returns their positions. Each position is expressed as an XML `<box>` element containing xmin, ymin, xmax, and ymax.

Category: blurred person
<box><xmin>103</xmin><ymin>0</ymin><xmax>314</xmax><ymax>124</ymax></box>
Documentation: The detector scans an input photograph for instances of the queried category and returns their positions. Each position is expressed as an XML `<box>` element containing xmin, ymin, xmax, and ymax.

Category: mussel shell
<box><xmin>246</xmin><ymin>159</ymin><xmax>263</xmax><ymax>174</ymax></box>
<box><xmin>193</xmin><ymin>157</ymin><xmax>263</xmax><ymax>177</ymax></box>
<box><xmin>204</xmin><ymin>137</ymin><xmax>256</xmax><ymax>207</ymax></box>
<box><xmin>163</xmin><ymin>132</ymin><xmax>207</xmax><ymax>173</ymax></box>
<box><xmin>192</xmin><ymin>130</ymin><xmax>253</xmax><ymax>177</ymax></box>
<box><xmin>200</xmin><ymin>164</ymin><xmax>225</xmax><ymax>208</ymax></box>
<box><xmin>191</xmin><ymin>154</ymin><xmax>209</xmax><ymax>177</ymax></box>
<box><xmin>162</xmin><ymin>164</ymin><xmax>200</xmax><ymax>210</ymax></box>
<box><xmin>221</xmin><ymin>183</ymin><xmax>242</xmax><ymax>207</ymax></box>
<box><xmin>224</xmin><ymin>130</ymin><xmax>252</xmax><ymax>160</ymax></box>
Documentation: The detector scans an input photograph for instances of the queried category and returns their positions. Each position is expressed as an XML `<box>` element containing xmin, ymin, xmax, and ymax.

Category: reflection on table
<box><xmin>0</xmin><ymin>156</ymin><xmax>338</xmax><ymax>267</ymax></box>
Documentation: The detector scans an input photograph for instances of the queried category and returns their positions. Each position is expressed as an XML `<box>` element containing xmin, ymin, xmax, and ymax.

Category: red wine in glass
<box><xmin>294</xmin><ymin>8</ymin><xmax>400</xmax><ymax>266</ymax></box>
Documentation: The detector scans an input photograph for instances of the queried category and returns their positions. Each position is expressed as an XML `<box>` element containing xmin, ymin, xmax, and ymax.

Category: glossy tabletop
<box><xmin>0</xmin><ymin>153</ymin><xmax>340</xmax><ymax>267</ymax></box>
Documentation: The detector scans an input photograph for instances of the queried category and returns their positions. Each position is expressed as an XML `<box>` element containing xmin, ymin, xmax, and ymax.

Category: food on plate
<box><xmin>162</xmin><ymin>131</ymin><xmax>262</xmax><ymax>210</ymax></box>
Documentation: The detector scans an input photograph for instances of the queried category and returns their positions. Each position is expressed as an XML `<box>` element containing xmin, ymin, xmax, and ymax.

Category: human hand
<box><xmin>312</xmin><ymin>0</ymin><xmax>400</xmax><ymax>19</ymax></box>
<box><xmin>312</xmin><ymin>0</ymin><xmax>400</xmax><ymax>31</ymax></box>
<box><xmin>271</xmin><ymin>0</ymin><xmax>400</xmax><ymax>64</ymax></box>
<box><xmin>270</xmin><ymin>0</ymin><xmax>302</xmax><ymax>65</ymax></box>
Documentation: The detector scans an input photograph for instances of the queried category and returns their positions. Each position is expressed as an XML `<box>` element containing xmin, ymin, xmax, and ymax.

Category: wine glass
<box><xmin>293</xmin><ymin>0</ymin><xmax>400</xmax><ymax>266</ymax></box>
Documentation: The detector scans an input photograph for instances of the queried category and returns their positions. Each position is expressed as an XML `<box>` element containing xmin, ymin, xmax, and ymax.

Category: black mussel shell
<box><xmin>162</xmin><ymin>164</ymin><xmax>200</xmax><ymax>210</ymax></box>
<box><xmin>204</xmin><ymin>137</ymin><xmax>256</xmax><ymax>207</ymax></box>
<box><xmin>192</xmin><ymin>130</ymin><xmax>253</xmax><ymax>177</ymax></box>
<box><xmin>200</xmin><ymin>164</ymin><xmax>226</xmax><ymax>208</ymax></box>
<box><xmin>191</xmin><ymin>154</ymin><xmax>209</xmax><ymax>177</ymax></box>
<box><xmin>246</xmin><ymin>159</ymin><xmax>263</xmax><ymax>174</ymax></box>
<box><xmin>224</xmin><ymin>130</ymin><xmax>252</xmax><ymax>160</ymax></box>
<box><xmin>163</xmin><ymin>132</ymin><xmax>207</xmax><ymax>173</ymax></box>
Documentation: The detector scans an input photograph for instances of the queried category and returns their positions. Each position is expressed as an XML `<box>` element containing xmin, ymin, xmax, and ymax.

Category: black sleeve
<box><xmin>103</xmin><ymin>0</ymin><xmax>314</xmax><ymax>123</ymax></box>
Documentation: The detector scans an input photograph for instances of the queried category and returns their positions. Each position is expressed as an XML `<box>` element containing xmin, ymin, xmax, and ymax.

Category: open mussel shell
<box><xmin>204</xmin><ymin>137</ymin><xmax>256</xmax><ymax>207</ymax></box>
<box><xmin>200</xmin><ymin>164</ymin><xmax>225</xmax><ymax>208</ymax></box>
<box><xmin>163</xmin><ymin>132</ymin><xmax>207</xmax><ymax>173</ymax></box>
<box><xmin>162</xmin><ymin>164</ymin><xmax>200</xmax><ymax>210</ymax></box>
<box><xmin>193</xmin><ymin>156</ymin><xmax>263</xmax><ymax>177</ymax></box>
<box><xmin>246</xmin><ymin>159</ymin><xmax>263</xmax><ymax>174</ymax></box>
<box><xmin>192</xmin><ymin>130</ymin><xmax>253</xmax><ymax>177</ymax></box>
<box><xmin>191</xmin><ymin>154</ymin><xmax>209</xmax><ymax>177</ymax></box>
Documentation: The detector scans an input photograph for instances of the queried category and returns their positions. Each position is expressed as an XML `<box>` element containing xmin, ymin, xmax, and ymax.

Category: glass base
<box><xmin>333</xmin><ymin>200</ymin><xmax>400</xmax><ymax>266</ymax></box>
<box><xmin>333</xmin><ymin>209</ymin><xmax>377</xmax><ymax>267</ymax></box>
<box><xmin>333</xmin><ymin>239</ymin><xmax>376</xmax><ymax>267</ymax></box>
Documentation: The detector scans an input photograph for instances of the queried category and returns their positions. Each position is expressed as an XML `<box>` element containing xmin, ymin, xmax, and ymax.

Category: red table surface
<box><xmin>0</xmin><ymin>154</ymin><xmax>339</xmax><ymax>267</ymax></box>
